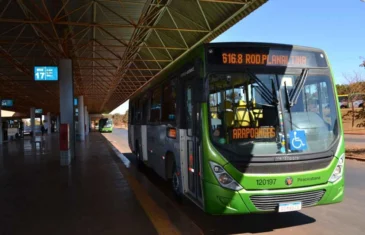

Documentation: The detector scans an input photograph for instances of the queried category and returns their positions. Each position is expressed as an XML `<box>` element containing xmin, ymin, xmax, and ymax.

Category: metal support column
<box><xmin>77</xmin><ymin>96</ymin><xmax>85</xmax><ymax>141</ymax></box>
<box><xmin>59</xmin><ymin>59</ymin><xmax>75</xmax><ymax>165</ymax></box>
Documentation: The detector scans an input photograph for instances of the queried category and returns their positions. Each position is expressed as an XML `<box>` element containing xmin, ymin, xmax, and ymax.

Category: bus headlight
<box><xmin>209</xmin><ymin>161</ymin><xmax>243</xmax><ymax>191</ymax></box>
<box><xmin>328</xmin><ymin>154</ymin><xmax>345</xmax><ymax>183</ymax></box>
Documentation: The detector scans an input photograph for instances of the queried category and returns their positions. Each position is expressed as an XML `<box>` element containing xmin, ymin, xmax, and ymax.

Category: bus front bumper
<box><xmin>203</xmin><ymin>177</ymin><xmax>344</xmax><ymax>215</ymax></box>
<box><xmin>101</xmin><ymin>127</ymin><xmax>112</xmax><ymax>132</ymax></box>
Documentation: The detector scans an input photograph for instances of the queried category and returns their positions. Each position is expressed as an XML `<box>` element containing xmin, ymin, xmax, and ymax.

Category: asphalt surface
<box><xmin>344</xmin><ymin>134</ymin><xmax>365</xmax><ymax>146</ymax></box>
<box><xmin>103</xmin><ymin>128</ymin><xmax>365</xmax><ymax>235</ymax></box>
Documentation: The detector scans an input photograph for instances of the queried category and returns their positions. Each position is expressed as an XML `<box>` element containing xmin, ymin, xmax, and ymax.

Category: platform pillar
<box><xmin>59</xmin><ymin>59</ymin><xmax>75</xmax><ymax>164</ymax></box>
<box><xmin>77</xmin><ymin>96</ymin><xmax>85</xmax><ymax>141</ymax></box>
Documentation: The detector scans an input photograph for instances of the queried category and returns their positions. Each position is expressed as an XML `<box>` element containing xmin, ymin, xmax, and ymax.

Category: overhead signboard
<box><xmin>74</xmin><ymin>98</ymin><xmax>78</xmax><ymax>106</ymax></box>
<box><xmin>34</xmin><ymin>66</ymin><xmax>58</xmax><ymax>81</ymax></box>
<box><xmin>35</xmin><ymin>108</ymin><xmax>43</xmax><ymax>114</ymax></box>
<box><xmin>1</xmin><ymin>99</ymin><xmax>13</xmax><ymax>107</ymax></box>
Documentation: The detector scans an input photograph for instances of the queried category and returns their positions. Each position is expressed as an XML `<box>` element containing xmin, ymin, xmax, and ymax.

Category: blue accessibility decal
<box><xmin>289</xmin><ymin>130</ymin><xmax>307</xmax><ymax>151</ymax></box>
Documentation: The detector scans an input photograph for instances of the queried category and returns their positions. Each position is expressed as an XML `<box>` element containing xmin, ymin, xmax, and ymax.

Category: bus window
<box><xmin>161</xmin><ymin>81</ymin><xmax>177</xmax><ymax>122</ymax></box>
<box><xmin>150</xmin><ymin>87</ymin><xmax>162</xmax><ymax>122</ymax></box>
<box><xmin>142</xmin><ymin>98</ymin><xmax>149</xmax><ymax>125</ymax></box>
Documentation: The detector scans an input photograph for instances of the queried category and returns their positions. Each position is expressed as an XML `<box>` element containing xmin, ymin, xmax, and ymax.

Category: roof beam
<box><xmin>199</xmin><ymin>0</ymin><xmax>249</xmax><ymax>4</ymax></box>
<box><xmin>96</xmin><ymin>0</ymin><xmax>135</xmax><ymax>26</ymax></box>
<box><xmin>40</xmin><ymin>0</ymin><xmax>66</xmax><ymax>56</ymax></box>
<box><xmin>0</xmin><ymin>40</ymin><xmax>187</xmax><ymax>50</ymax></box>
<box><xmin>0</xmin><ymin>18</ymin><xmax>210</xmax><ymax>32</ymax></box>
<box><xmin>99</xmin><ymin>0</ymin><xmax>173</xmax><ymax>112</ymax></box>
<box><xmin>123</xmin><ymin>0</ymin><xmax>260</xmax><ymax>105</ymax></box>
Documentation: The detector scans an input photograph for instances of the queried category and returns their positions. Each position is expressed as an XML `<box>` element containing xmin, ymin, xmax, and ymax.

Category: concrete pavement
<box><xmin>345</xmin><ymin>134</ymin><xmax>365</xmax><ymax>146</ymax></box>
<box><xmin>0</xmin><ymin>133</ymin><xmax>158</xmax><ymax>235</ymax></box>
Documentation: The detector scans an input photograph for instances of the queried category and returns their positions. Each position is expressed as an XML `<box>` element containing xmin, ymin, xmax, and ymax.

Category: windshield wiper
<box><xmin>284</xmin><ymin>81</ymin><xmax>293</xmax><ymax>129</ymax></box>
<box><xmin>271</xmin><ymin>79</ymin><xmax>278</xmax><ymax>105</ymax></box>
<box><xmin>288</xmin><ymin>68</ymin><xmax>309</xmax><ymax>106</ymax></box>
<box><xmin>245</xmin><ymin>69</ymin><xmax>278</xmax><ymax>106</ymax></box>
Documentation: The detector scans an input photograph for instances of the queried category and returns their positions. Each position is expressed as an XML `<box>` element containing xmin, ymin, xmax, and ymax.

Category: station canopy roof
<box><xmin>0</xmin><ymin>0</ymin><xmax>267</xmax><ymax>114</ymax></box>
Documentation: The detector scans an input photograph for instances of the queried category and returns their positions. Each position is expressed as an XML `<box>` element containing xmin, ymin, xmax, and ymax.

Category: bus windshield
<box><xmin>99</xmin><ymin>118</ymin><xmax>112</xmax><ymax>127</ymax></box>
<box><xmin>208</xmin><ymin>71</ymin><xmax>338</xmax><ymax>157</ymax></box>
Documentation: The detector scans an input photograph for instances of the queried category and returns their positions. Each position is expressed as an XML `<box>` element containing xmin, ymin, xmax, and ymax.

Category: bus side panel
<box><xmin>129</xmin><ymin>124</ymin><xmax>135</xmax><ymax>152</ymax></box>
<box><xmin>147</xmin><ymin>125</ymin><xmax>161</xmax><ymax>175</ymax></box>
<box><xmin>165</xmin><ymin>126</ymin><xmax>181</xmax><ymax>180</ymax></box>
<box><xmin>147</xmin><ymin>124</ymin><xmax>180</xmax><ymax>180</ymax></box>
<box><xmin>141</xmin><ymin>125</ymin><xmax>148</xmax><ymax>161</ymax></box>
<box><xmin>128</xmin><ymin>123</ymin><xmax>131</xmax><ymax>151</ymax></box>
<box><xmin>134</xmin><ymin>124</ymin><xmax>141</xmax><ymax>153</ymax></box>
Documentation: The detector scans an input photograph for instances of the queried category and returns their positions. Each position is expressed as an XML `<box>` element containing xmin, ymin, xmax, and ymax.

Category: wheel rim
<box><xmin>172</xmin><ymin>171</ymin><xmax>179</xmax><ymax>192</ymax></box>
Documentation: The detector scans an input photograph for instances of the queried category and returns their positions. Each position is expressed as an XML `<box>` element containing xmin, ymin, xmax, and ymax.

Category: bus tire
<box><xmin>172</xmin><ymin>161</ymin><xmax>182</xmax><ymax>200</ymax></box>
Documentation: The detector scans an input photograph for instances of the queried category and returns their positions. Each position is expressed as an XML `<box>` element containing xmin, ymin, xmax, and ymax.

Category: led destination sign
<box><xmin>222</xmin><ymin>53</ymin><xmax>307</xmax><ymax>66</ymax></box>
<box><xmin>208</xmin><ymin>47</ymin><xmax>328</xmax><ymax>68</ymax></box>
<box><xmin>231</xmin><ymin>127</ymin><xmax>276</xmax><ymax>140</ymax></box>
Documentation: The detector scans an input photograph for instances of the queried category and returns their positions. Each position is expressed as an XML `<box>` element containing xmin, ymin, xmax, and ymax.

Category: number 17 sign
<box><xmin>34</xmin><ymin>66</ymin><xmax>58</xmax><ymax>81</ymax></box>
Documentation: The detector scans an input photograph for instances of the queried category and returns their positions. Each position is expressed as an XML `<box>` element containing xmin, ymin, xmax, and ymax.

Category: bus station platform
<box><xmin>0</xmin><ymin>133</ymin><xmax>158</xmax><ymax>235</ymax></box>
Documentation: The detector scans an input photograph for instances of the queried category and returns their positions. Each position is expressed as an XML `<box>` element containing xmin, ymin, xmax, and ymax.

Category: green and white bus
<box><xmin>99</xmin><ymin>118</ymin><xmax>113</xmax><ymax>133</ymax></box>
<box><xmin>128</xmin><ymin>42</ymin><xmax>345</xmax><ymax>214</ymax></box>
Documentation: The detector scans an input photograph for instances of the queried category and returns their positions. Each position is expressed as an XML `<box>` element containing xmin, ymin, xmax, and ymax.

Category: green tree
<box><xmin>342</xmin><ymin>72</ymin><xmax>365</xmax><ymax>127</ymax></box>
<box><xmin>335</xmin><ymin>84</ymin><xmax>350</xmax><ymax>95</ymax></box>
<box><xmin>122</xmin><ymin>110</ymin><xmax>129</xmax><ymax>123</ymax></box>
<box><xmin>112</xmin><ymin>113</ymin><xmax>124</xmax><ymax>126</ymax></box>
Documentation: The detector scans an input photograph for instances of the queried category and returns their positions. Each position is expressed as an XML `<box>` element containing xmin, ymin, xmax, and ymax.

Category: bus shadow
<box><xmin>122</xmin><ymin>152</ymin><xmax>316</xmax><ymax>235</ymax></box>
<box><xmin>188</xmin><ymin>209</ymin><xmax>316</xmax><ymax>234</ymax></box>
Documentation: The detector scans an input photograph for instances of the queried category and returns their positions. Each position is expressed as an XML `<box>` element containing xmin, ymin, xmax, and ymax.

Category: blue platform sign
<box><xmin>35</xmin><ymin>108</ymin><xmax>43</xmax><ymax>114</ymax></box>
<box><xmin>74</xmin><ymin>98</ymin><xmax>78</xmax><ymax>106</ymax></box>
<box><xmin>1</xmin><ymin>99</ymin><xmax>13</xmax><ymax>107</ymax></box>
<box><xmin>289</xmin><ymin>130</ymin><xmax>307</xmax><ymax>151</ymax></box>
<box><xmin>34</xmin><ymin>66</ymin><xmax>58</xmax><ymax>81</ymax></box>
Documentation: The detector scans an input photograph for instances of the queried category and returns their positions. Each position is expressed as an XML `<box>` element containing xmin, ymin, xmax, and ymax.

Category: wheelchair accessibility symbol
<box><xmin>289</xmin><ymin>130</ymin><xmax>307</xmax><ymax>151</ymax></box>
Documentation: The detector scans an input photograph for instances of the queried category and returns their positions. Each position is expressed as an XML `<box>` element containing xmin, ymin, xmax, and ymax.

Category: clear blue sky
<box><xmin>111</xmin><ymin>0</ymin><xmax>365</xmax><ymax>114</ymax></box>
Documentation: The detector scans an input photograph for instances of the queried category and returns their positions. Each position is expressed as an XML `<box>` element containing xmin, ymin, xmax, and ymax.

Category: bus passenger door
<box><xmin>184</xmin><ymin>79</ymin><xmax>203</xmax><ymax>204</ymax></box>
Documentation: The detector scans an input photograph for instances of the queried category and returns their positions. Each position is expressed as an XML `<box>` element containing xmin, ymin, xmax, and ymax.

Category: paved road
<box><xmin>345</xmin><ymin>134</ymin><xmax>365</xmax><ymax>146</ymax></box>
<box><xmin>104</xmin><ymin>128</ymin><xmax>365</xmax><ymax>235</ymax></box>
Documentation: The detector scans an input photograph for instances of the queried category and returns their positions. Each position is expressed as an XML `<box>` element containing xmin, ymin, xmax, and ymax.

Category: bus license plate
<box><xmin>278</xmin><ymin>202</ymin><xmax>302</xmax><ymax>212</ymax></box>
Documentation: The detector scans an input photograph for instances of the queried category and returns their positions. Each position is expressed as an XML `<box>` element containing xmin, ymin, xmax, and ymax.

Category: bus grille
<box><xmin>250</xmin><ymin>190</ymin><xmax>326</xmax><ymax>211</ymax></box>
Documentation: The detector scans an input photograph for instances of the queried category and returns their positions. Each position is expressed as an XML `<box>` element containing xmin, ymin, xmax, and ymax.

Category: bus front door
<box><xmin>184</xmin><ymin>79</ymin><xmax>203</xmax><ymax>205</ymax></box>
